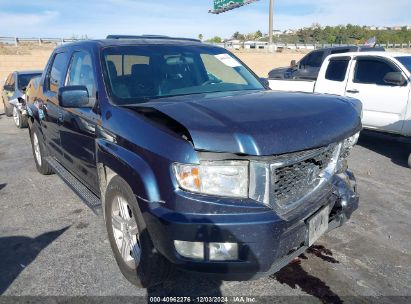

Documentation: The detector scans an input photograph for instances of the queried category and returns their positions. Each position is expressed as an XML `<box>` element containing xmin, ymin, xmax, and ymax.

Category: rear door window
<box><xmin>325</xmin><ymin>58</ymin><xmax>350</xmax><ymax>82</ymax></box>
<box><xmin>354</xmin><ymin>58</ymin><xmax>398</xmax><ymax>86</ymax></box>
<box><xmin>46</xmin><ymin>52</ymin><xmax>69</xmax><ymax>93</ymax></box>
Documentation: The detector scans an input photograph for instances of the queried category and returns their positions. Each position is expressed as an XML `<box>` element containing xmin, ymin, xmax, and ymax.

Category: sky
<box><xmin>0</xmin><ymin>0</ymin><xmax>410</xmax><ymax>39</ymax></box>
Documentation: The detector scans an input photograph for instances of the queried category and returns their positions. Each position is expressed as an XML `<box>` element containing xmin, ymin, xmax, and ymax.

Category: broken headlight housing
<box><xmin>173</xmin><ymin>161</ymin><xmax>249</xmax><ymax>198</ymax></box>
<box><xmin>337</xmin><ymin>131</ymin><xmax>360</xmax><ymax>173</ymax></box>
<box><xmin>341</xmin><ymin>132</ymin><xmax>360</xmax><ymax>159</ymax></box>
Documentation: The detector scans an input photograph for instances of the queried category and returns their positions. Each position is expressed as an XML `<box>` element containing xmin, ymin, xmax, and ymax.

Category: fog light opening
<box><xmin>174</xmin><ymin>240</ymin><xmax>204</xmax><ymax>260</ymax></box>
<box><xmin>209</xmin><ymin>242</ymin><xmax>239</xmax><ymax>261</ymax></box>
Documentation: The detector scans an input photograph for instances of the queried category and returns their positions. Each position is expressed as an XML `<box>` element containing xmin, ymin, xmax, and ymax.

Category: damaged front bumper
<box><xmin>9</xmin><ymin>96</ymin><xmax>27</xmax><ymax>115</ymax></box>
<box><xmin>143</xmin><ymin>170</ymin><xmax>358</xmax><ymax>280</ymax></box>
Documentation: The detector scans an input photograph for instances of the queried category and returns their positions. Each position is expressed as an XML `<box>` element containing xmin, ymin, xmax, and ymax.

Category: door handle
<box><xmin>346</xmin><ymin>89</ymin><xmax>359</xmax><ymax>94</ymax></box>
<box><xmin>58</xmin><ymin>112</ymin><xmax>64</xmax><ymax>124</ymax></box>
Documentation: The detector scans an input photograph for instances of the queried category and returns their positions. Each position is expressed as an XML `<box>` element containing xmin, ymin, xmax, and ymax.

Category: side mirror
<box><xmin>58</xmin><ymin>86</ymin><xmax>91</xmax><ymax>108</ymax></box>
<box><xmin>259</xmin><ymin>77</ymin><xmax>270</xmax><ymax>90</ymax></box>
<box><xmin>383</xmin><ymin>72</ymin><xmax>407</xmax><ymax>86</ymax></box>
<box><xmin>290</xmin><ymin>60</ymin><xmax>297</xmax><ymax>68</ymax></box>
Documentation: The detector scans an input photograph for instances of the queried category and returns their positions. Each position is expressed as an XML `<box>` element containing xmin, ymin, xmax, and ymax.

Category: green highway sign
<box><xmin>214</xmin><ymin>0</ymin><xmax>244</xmax><ymax>10</ymax></box>
<box><xmin>210</xmin><ymin>0</ymin><xmax>259</xmax><ymax>14</ymax></box>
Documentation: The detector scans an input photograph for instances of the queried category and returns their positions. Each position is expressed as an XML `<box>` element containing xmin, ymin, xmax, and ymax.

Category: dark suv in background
<box><xmin>26</xmin><ymin>35</ymin><xmax>361</xmax><ymax>287</ymax></box>
<box><xmin>268</xmin><ymin>45</ymin><xmax>385</xmax><ymax>80</ymax></box>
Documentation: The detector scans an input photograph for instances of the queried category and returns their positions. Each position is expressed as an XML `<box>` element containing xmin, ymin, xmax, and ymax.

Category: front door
<box><xmin>345</xmin><ymin>56</ymin><xmax>411</xmax><ymax>133</ymax></box>
<box><xmin>59</xmin><ymin>50</ymin><xmax>100</xmax><ymax>194</ymax></box>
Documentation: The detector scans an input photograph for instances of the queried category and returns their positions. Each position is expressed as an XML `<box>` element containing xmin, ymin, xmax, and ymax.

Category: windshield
<box><xmin>101</xmin><ymin>45</ymin><xmax>264</xmax><ymax>104</ymax></box>
<box><xmin>17</xmin><ymin>73</ymin><xmax>42</xmax><ymax>91</ymax></box>
<box><xmin>396</xmin><ymin>56</ymin><xmax>411</xmax><ymax>73</ymax></box>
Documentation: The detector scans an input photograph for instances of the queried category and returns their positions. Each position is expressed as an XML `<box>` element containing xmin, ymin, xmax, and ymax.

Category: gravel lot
<box><xmin>0</xmin><ymin>105</ymin><xmax>410</xmax><ymax>303</ymax></box>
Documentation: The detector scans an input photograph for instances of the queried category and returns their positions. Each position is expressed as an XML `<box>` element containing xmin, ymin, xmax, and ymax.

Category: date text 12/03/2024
<box><xmin>149</xmin><ymin>296</ymin><xmax>257</xmax><ymax>303</ymax></box>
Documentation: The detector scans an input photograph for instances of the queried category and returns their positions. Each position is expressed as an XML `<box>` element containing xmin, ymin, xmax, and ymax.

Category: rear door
<box><xmin>315</xmin><ymin>56</ymin><xmax>352</xmax><ymax>96</ymax></box>
<box><xmin>345</xmin><ymin>56</ymin><xmax>410</xmax><ymax>133</ymax></box>
<box><xmin>41</xmin><ymin>51</ymin><xmax>70</xmax><ymax>159</ymax></box>
<box><xmin>59</xmin><ymin>49</ymin><xmax>100</xmax><ymax>193</ymax></box>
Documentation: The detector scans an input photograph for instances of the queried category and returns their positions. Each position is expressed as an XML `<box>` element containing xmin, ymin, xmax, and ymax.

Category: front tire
<box><xmin>30</xmin><ymin>126</ymin><xmax>54</xmax><ymax>175</ymax></box>
<box><xmin>408</xmin><ymin>153</ymin><xmax>411</xmax><ymax>168</ymax></box>
<box><xmin>105</xmin><ymin>176</ymin><xmax>173</xmax><ymax>288</ymax></box>
<box><xmin>13</xmin><ymin>106</ymin><xmax>28</xmax><ymax>128</ymax></box>
<box><xmin>4</xmin><ymin>102</ymin><xmax>13</xmax><ymax>117</ymax></box>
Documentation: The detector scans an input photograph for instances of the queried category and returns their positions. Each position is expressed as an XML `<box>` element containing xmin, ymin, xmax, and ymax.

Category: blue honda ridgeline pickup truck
<box><xmin>27</xmin><ymin>35</ymin><xmax>361</xmax><ymax>287</ymax></box>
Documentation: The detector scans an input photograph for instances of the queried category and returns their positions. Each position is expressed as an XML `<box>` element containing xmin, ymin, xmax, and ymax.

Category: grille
<box><xmin>270</xmin><ymin>144</ymin><xmax>338</xmax><ymax>208</ymax></box>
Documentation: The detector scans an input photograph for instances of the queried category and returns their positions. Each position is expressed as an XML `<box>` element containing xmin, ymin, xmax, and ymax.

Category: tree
<box><xmin>297</xmin><ymin>28</ymin><xmax>310</xmax><ymax>43</ymax></box>
<box><xmin>255</xmin><ymin>30</ymin><xmax>263</xmax><ymax>39</ymax></box>
<box><xmin>311</xmin><ymin>23</ymin><xmax>322</xmax><ymax>43</ymax></box>
<box><xmin>232</xmin><ymin>31</ymin><xmax>245</xmax><ymax>41</ymax></box>
<box><xmin>232</xmin><ymin>31</ymin><xmax>241</xmax><ymax>39</ymax></box>
<box><xmin>198</xmin><ymin>34</ymin><xmax>203</xmax><ymax>41</ymax></box>
<box><xmin>237</xmin><ymin>33</ymin><xmax>245</xmax><ymax>41</ymax></box>
<box><xmin>223</xmin><ymin>25</ymin><xmax>411</xmax><ymax>45</ymax></box>
<box><xmin>206</xmin><ymin>36</ymin><xmax>222</xmax><ymax>43</ymax></box>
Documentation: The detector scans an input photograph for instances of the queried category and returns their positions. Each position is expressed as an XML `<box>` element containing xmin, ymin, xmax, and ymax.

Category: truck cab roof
<box><xmin>55</xmin><ymin>35</ymin><xmax>203</xmax><ymax>51</ymax></box>
<box><xmin>327</xmin><ymin>51</ymin><xmax>411</xmax><ymax>59</ymax></box>
<box><xmin>14</xmin><ymin>70</ymin><xmax>43</xmax><ymax>76</ymax></box>
<box><xmin>326</xmin><ymin>51</ymin><xmax>411</xmax><ymax>72</ymax></box>
<box><xmin>318</xmin><ymin>45</ymin><xmax>385</xmax><ymax>53</ymax></box>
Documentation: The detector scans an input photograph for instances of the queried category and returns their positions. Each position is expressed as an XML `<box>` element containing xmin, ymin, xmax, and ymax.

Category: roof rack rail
<box><xmin>106</xmin><ymin>35</ymin><xmax>201</xmax><ymax>42</ymax></box>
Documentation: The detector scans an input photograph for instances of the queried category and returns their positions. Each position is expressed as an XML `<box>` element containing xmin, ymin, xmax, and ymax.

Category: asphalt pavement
<box><xmin>0</xmin><ymin>106</ymin><xmax>410</xmax><ymax>303</ymax></box>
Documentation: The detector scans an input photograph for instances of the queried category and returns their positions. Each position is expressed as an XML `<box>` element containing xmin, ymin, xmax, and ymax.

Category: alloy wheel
<box><xmin>33</xmin><ymin>132</ymin><xmax>42</xmax><ymax>166</ymax></box>
<box><xmin>111</xmin><ymin>195</ymin><xmax>141</xmax><ymax>269</ymax></box>
<box><xmin>13</xmin><ymin>107</ymin><xmax>19</xmax><ymax>127</ymax></box>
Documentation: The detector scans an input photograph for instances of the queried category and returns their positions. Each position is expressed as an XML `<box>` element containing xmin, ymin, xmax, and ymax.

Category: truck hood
<box><xmin>136</xmin><ymin>90</ymin><xmax>361</xmax><ymax>156</ymax></box>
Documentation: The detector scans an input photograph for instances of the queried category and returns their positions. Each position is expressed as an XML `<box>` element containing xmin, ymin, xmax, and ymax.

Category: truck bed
<box><xmin>269</xmin><ymin>79</ymin><xmax>315</xmax><ymax>93</ymax></box>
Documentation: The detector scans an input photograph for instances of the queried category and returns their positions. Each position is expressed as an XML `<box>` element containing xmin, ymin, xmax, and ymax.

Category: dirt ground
<box><xmin>233</xmin><ymin>51</ymin><xmax>306</xmax><ymax>77</ymax></box>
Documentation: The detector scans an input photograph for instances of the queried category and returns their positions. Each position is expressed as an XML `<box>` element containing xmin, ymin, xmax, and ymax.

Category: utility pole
<box><xmin>268</xmin><ymin>0</ymin><xmax>274</xmax><ymax>45</ymax></box>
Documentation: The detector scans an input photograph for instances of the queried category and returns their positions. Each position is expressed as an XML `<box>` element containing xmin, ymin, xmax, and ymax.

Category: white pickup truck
<box><xmin>269</xmin><ymin>52</ymin><xmax>411</xmax><ymax>138</ymax></box>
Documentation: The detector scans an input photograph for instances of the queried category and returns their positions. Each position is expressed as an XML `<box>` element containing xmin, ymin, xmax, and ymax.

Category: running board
<box><xmin>45</xmin><ymin>157</ymin><xmax>102</xmax><ymax>215</ymax></box>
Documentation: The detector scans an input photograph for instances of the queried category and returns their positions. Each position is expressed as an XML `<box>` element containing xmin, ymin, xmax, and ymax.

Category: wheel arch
<box><xmin>96</xmin><ymin>139</ymin><xmax>162</xmax><ymax>218</ymax></box>
<box><xmin>27</xmin><ymin>104</ymin><xmax>42</xmax><ymax>128</ymax></box>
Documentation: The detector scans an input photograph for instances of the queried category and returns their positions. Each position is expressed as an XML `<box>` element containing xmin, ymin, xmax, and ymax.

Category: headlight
<box><xmin>173</xmin><ymin>161</ymin><xmax>249</xmax><ymax>198</ymax></box>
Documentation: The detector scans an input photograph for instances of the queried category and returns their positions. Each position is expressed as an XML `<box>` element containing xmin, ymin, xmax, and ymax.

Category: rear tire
<box><xmin>105</xmin><ymin>176</ymin><xmax>173</xmax><ymax>288</ymax></box>
<box><xmin>408</xmin><ymin>153</ymin><xmax>411</xmax><ymax>168</ymax></box>
<box><xmin>30</xmin><ymin>125</ymin><xmax>54</xmax><ymax>175</ymax></box>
